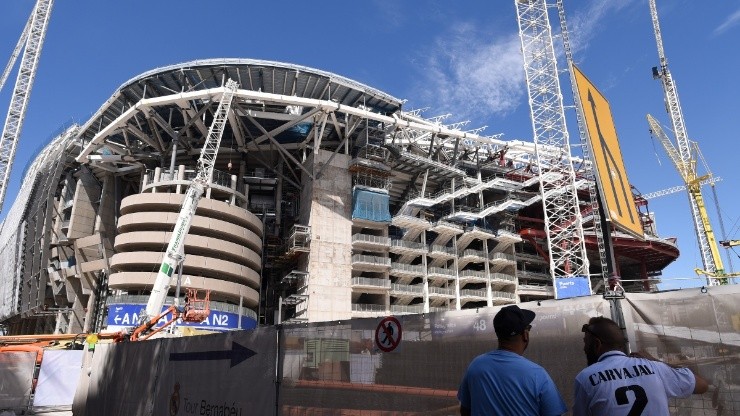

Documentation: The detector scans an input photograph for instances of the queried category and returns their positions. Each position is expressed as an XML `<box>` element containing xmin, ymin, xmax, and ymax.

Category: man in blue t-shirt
<box><xmin>457</xmin><ymin>305</ymin><xmax>567</xmax><ymax>416</ymax></box>
<box><xmin>573</xmin><ymin>316</ymin><xmax>709</xmax><ymax>416</ymax></box>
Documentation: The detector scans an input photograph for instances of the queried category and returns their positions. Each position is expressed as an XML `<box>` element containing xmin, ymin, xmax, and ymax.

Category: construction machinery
<box><xmin>514</xmin><ymin>0</ymin><xmax>590</xmax><ymax>286</ymax></box>
<box><xmin>126</xmin><ymin>79</ymin><xmax>239</xmax><ymax>341</ymax></box>
<box><xmin>0</xmin><ymin>0</ymin><xmax>53</xmax><ymax>213</ymax></box>
<box><xmin>647</xmin><ymin>0</ymin><xmax>734</xmax><ymax>285</ymax></box>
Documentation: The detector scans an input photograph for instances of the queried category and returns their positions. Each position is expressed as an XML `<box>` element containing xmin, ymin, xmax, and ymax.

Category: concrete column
<box><xmin>230</xmin><ymin>174</ymin><xmax>237</xmax><ymax>205</ymax></box>
<box><xmin>454</xmin><ymin>235</ymin><xmax>461</xmax><ymax>310</ymax></box>
<box><xmin>275</xmin><ymin>160</ymin><xmax>283</xmax><ymax>227</ymax></box>
<box><xmin>153</xmin><ymin>167</ymin><xmax>161</xmax><ymax>193</ymax></box>
<box><xmin>484</xmin><ymin>239</ymin><xmax>492</xmax><ymax>307</ymax></box>
<box><xmin>176</xmin><ymin>164</ymin><xmax>185</xmax><ymax>194</ymax></box>
<box><xmin>422</xmin><ymin>230</ymin><xmax>429</xmax><ymax>313</ymax></box>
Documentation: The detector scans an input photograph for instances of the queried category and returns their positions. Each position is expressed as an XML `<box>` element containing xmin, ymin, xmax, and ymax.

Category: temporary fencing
<box><xmin>2</xmin><ymin>285</ymin><xmax>736</xmax><ymax>415</ymax></box>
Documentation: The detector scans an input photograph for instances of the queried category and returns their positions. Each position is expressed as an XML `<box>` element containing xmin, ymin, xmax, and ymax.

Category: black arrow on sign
<box><xmin>169</xmin><ymin>341</ymin><xmax>256</xmax><ymax>368</ymax></box>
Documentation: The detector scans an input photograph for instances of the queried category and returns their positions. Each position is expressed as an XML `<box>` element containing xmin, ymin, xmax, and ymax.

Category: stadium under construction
<box><xmin>0</xmin><ymin>59</ymin><xmax>681</xmax><ymax>335</ymax></box>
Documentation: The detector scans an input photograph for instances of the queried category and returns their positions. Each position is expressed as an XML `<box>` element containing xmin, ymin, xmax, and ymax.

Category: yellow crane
<box><xmin>647</xmin><ymin>0</ymin><xmax>735</xmax><ymax>285</ymax></box>
<box><xmin>647</xmin><ymin>115</ymin><xmax>736</xmax><ymax>284</ymax></box>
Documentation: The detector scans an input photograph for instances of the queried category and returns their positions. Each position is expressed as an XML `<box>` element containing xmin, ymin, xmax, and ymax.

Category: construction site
<box><xmin>0</xmin><ymin>0</ymin><xmax>737</xmax><ymax>415</ymax></box>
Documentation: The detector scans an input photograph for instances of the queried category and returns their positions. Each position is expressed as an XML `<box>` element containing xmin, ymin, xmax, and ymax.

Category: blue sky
<box><xmin>1</xmin><ymin>0</ymin><xmax>738</xmax><ymax>289</ymax></box>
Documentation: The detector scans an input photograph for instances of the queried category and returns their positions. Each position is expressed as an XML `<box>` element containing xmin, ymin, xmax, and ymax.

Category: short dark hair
<box><xmin>583</xmin><ymin>316</ymin><xmax>625</xmax><ymax>350</ymax></box>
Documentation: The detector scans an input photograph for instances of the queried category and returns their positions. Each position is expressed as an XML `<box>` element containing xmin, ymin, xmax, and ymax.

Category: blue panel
<box><xmin>352</xmin><ymin>189</ymin><xmax>391</xmax><ymax>223</ymax></box>
<box><xmin>554</xmin><ymin>276</ymin><xmax>592</xmax><ymax>299</ymax></box>
<box><xmin>106</xmin><ymin>304</ymin><xmax>257</xmax><ymax>332</ymax></box>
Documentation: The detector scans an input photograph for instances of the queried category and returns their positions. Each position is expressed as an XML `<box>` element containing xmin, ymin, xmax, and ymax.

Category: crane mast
<box><xmin>143</xmin><ymin>79</ymin><xmax>239</xmax><ymax>322</ymax></box>
<box><xmin>514</xmin><ymin>0</ymin><xmax>590</xmax><ymax>282</ymax></box>
<box><xmin>648</xmin><ymin>0</ymin><xmax>728</xmax><ymax>285</ymax></box>
<box><xmin>0</xmin><ymin>0</ymin><xmax>54</xmax><ymax>213</ymax></box>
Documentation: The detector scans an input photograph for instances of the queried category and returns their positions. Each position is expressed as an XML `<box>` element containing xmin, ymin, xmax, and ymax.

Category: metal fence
<box><xmin>3</xmin><ymin>286</ymin><xmax>736</xmax><ymax>415</ymax></box>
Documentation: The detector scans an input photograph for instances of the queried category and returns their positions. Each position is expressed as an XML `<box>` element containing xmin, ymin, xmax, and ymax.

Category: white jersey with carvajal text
<box><xmin>573</xmin><ymin>351</ymin><xmax>695</xmax><ymax>416</ymax></box>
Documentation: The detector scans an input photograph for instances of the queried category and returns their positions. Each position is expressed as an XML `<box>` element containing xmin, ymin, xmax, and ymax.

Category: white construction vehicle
<box><xmin>126</xmin><ymin>79</ymin><xmax>239</xmax><ymax>341</ymax></box>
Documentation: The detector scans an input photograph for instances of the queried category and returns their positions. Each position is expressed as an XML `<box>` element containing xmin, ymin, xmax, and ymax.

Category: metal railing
<box><xmin>460</xmin><ymin>289</ymin><xmax>487</xmax><ymax>298</ymax></box>
<box><xmin>427</xmin><ymin>267</ymin><xmax>456</xmax><ymax>277</ymax></box>
<box><xmin>351</xmin><ymin>277</ymin><xmax>391</xmax><ymax>288</ymax></box>
<box><xmin>390</xmin><ymin>283</ymin><xmax>424</xmax><ymax>295</ymax></box>
<box><xmin>429</xmin><ymin>245</ymin><xmax>456</xmax><ymax>256</ymax></box>
<box><xmin>490</xmin><ymin>273</ymin><xmax>516</xmax><ymax>283</ymax></box>
<box><xmin>390</xmin><ymin>304</ymin><xmax>424</xmax><ymax>314</ymax></box>
<box><xmin>390</xmin><ymin>239</ymin><xmax>426</xmax><ymax>251</ymax></box>
<box><xmin>351</xmin><ymin>254</ymin><xmax>391</xmax><ymax>266</ymax></box>
<box><xmin>459</xmin><ymin>270</ymin><xmax>487</xmax><ymax>280</ymax></box>
<box><xmin>492</xmin><ymin>291</ymin><xmax>516</xmax><ymax>300</ymax></box>
<box><xmin>390</xmin><ymin>262</ymin><xmax>425</xmax><ymax>275</ymax></box>
<box><xmin>490</xmin><ymin>252</ymin><xmax>516</xmax><ymax>262</ymax></box>
<box><xmin>351</xmin><ymin>303</ymin><xmax>386</xmax><ymax>312</ymax></box>
<box><xmin>517</xmin><ymin>270</ymin><xmax>551</xmax><ymax>281</ymax></box>
<box><xmin>428</xmin><ymin>286</ymin><xmax>455</xmax><ymax>297</ymax></box>
<box><xmin>460</xmin><ymin>249</ymin><xmax>487</xmax><ymax>259</ymax></box>
<box><xmin>352</xmin><ymin>233</ymin><xmax>390</xmax><ymax>246</ymax></box>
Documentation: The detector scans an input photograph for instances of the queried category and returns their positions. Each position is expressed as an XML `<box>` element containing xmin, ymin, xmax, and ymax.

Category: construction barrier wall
<box><xmin>3</xmin><ymin>286</ymin><xmax>736</xmax><ymax>415</ymax></box>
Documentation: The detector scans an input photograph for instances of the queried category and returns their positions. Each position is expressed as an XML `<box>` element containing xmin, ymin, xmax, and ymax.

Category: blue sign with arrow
<box><xmin>106</xmin><ymin>304</ymin><xmax>257</xmax><ymax>331</ymax></box>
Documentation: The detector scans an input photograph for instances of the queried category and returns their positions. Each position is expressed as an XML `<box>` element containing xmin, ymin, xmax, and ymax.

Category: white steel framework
<box><xmin>0</xmin><ymin>0</ymin><xmax>54</xmax><ymax>213</ymax></box>
<box><xmin>648</xmin><ymin>0</ymin><xmax>724</xmax><ymax>284</ymax></box>
<box><xmin>514</xmin><ymin>0</ymin><xmax>589</xmax><ymax>280</ymax></box>
<box><xmin>556</xmin><ymin>0</ymin><xmax>609</xmax><ymax>283</ymax></box>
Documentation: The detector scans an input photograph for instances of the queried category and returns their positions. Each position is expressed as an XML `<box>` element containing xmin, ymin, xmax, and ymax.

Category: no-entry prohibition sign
<box><xmin>375</xmin><ymin>316</ymin><xmax>402</xmax><ymax>352</ymax></box>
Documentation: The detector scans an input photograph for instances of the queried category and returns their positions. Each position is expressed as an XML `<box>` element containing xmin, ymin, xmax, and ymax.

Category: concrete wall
<box><xmin>303</xmin><ymin>150</ymin><xmax>353</xmax><ymax>322</ymax></box>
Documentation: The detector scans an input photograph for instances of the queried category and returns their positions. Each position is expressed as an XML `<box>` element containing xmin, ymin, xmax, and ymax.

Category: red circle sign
<box><xmin>375</xmin><ymin>316</ymin><xmax>402</xmax><ymax>352</ymax></box>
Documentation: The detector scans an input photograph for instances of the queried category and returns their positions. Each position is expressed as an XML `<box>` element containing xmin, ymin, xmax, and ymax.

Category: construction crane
<box><xmin>641</xmin><ymin>177</ymin><xmax>721</xmax><ymax>200</ymax></box>
<box><xmin>0</xmin><ymin>0</ymin><xmax>53</xmax><ymax>213</ymax></box>
<box><xmin>128</xmin><ymin>79</ymin><xmax>239</xmax><ymax>341</ymax></box>
<box><xmin>647</xmin><ymin>0</ymin><xmax>734</xmax><ymax>285</ymax></box>
<box><xmin>514</xmin><ymin>0</ymin><xmax>590</xmax><ymax>284</ymax></box>
<box><xmin>646</xmin><ymin>115</ymin><xmax>733</xmax><ymax>284</ymax></box>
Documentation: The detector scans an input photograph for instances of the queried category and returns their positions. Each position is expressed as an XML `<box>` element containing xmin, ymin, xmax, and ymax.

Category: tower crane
<box><xmin>514</xmin><ymin>0</ymin><xmax>590</xmax><ymax>286</ymax></box>
<box><xmin>0</xmin><ymin>0</ymin><xmax>54</xmax><ymax>213</ymax></box>
<box><xmin>648</xmin><ymin>0</ymin><xmax>733</xmax><ymax>285</ymax></box>
<box><xmin>128</xmin><ymin>79</ymin><xmax>239</xmax><ymax>341</ymax></box>
<box><xmin>646</xmin><ymin>116</ymin><xmax>734</xmax><ymax>284</ymax></box>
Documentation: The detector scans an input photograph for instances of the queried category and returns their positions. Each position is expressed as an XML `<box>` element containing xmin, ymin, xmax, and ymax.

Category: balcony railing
<box><xmin>390</xmin><ymin>283</ymin><xmax>424</xmax><ymax>295</ymax></box>
<box><xmin>351</xmin><ymin>303</ymin><xmax>386</xmax><ymax>313</ymax></box>
<box><xmin>429</xmin><ymin>245</ymin><xmax>456</xmax><ymax>256</ymax></box>
<box><xmin>428</xmin><ymin>286</ymin><xmax>455</xmax><ymax>297</ymax></box>
<box><xmin>351</xmin><ymin>277</ymin><xmax>391</xmax><ymax>288</ymax></box>
<box><xmin>459</xmin><ymin>270</ymin><xmax>487</xmax><ymax>282</ymax></box>
<box><xmin>490</xmin><ymin>273</ymin><xmax>516</xmax><ymax>283</ymax></box>
<box><xmin>390</xmin><ymin>239</ymin><xmax>426</xmax><ymax>252</ymax></box>
<box><xmin>491</xmin><ymin>291</ymin><xmax>516</xmax><ymax>300</ymax></box>
<box><xmin>352</xmin><ymin>254</ymin><xmax>391</xmax><ymax>267</ymax></box>
<box><xmin>390</xmin><ymin>304</ymin><xmax>424</xmax><ymax>314</ymax></box>
<box><xmin>390</xmin><ymin>262</ymin><xmax>425</xmax><ymax>275</ymax></box>
<box><xmin>460</xmin><ymin>249</ymin><xmax>487</xmax><ymax>259</ymax></box>
<box><xmin>517</xmin><ymin>270</ymin><xmax>551</xmax><ymax>281</ymax></box>
<box><xmin>490</xmin><ymin>252</ymin><xmax>516</xmax><ymax>262</ymax></box>
<box><xmin>460</xmin><ymin>289</ymin><xmax>487</xmax><ymax>298</ymax></box>
<box><xmin>427</xmin><ymin>267</ymin><xmax>456</xmax><ymax>278</ymax></box>
<box><xmin>352</xmin><ymin>234</ymin><xmax>391</xmax><ymax>246</ymax></box>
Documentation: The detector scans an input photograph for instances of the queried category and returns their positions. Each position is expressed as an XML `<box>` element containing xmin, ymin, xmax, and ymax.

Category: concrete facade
<box><xmin>0</xmin><ymin>60</ymin><xmax>680</xmax><ymax>335</ymax></box>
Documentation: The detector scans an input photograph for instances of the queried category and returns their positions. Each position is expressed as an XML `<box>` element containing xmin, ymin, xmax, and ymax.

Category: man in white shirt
<box><xmin>573</xmin><ymin>316</ymin><xmax>709</xmax><ymax>416</ymax></box>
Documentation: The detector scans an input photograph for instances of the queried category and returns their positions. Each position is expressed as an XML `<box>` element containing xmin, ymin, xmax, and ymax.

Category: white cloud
<box><xmin>413</xmin><ymin>24</ymin><xmax>525</xmax><ymax>122</ymax></box>
<box><xmin>566</xmin><ymin>0</ymin><xmax>635</xmax><ymax>58</ymax></box>
<box><xmin>713</xmin><ymin>9</ymin><xmax>740</xmax><ymax>36</ymax></box>
<box><xmin>411</xmin><ymin>1</ymin><xmax>636</xmax><ymax>125</ymax></box>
